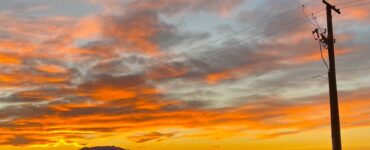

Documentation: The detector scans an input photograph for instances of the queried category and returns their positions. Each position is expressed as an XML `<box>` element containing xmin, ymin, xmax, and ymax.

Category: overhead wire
<box><xmin>268</xmin><ymin>72</ymin><xmax>328</xmax><ymax>94</ymax></box>
<box><xmin>57</xmin><ymin>0</ymin><xmax>370</xmax><ymax>105</ymax></box>
<box><xmin>122</xmin><ymin>3</ymin><xmax>322</xmax><ymax>88</ymax></box>
<box><xmin>318</xmin><ymin>39</ymin><xmax>330</xmax><ymax>70</ymax></box>
<box><xmin>301</xmin><ymin>0</ymin><xmax>329</xmax><ymax>71</ymax></box>
<box><xmin>312</xmin><ymin>0</ymin><xmax>370</xmax><ymax>16</ymax></box>
<box><xmin>110</xmin><ymin>0</ymin><xmax>319</xmax><ymax>88</ymax></box>
<box><xmin>337</xmin><ymin>67</ymin><xmax>370</xmax><ymax>71</ymax></box>
<box><xmin>111</xmin><ymin>0</ymin><xmax>370</xmax><ymax>90</ymax></box>
<box><xmin>178</xmin><ymin>0</ymin><xmax>319</xmax><ymax>54</ymax></box>
<box><xmin>296</xmin><ymin>0</ymin><xmax>321</xmax><ymax>27</ymax></box>
<box><xmin>309</xmin><ymin>0</ymin><xmax>370</xmax><ymax>71</ymax></box>
<box><xmin>184</xmin><ymin>0</ymin><xmax>370</xmax><ymax>66</ymax></box>
<box><xmin>125</xmin><ymin>0</ymin><xmax>320</xmax><ymax>82</ymax></box>
<box><xmin>243</xmin><ymin>63</ymin><xmax>370</xmax><ymax>93</ymax></box>
<box><xmin>119</xmin><ymin>13</ymin><xmax>327</xmax><ymax>89</ymax></box>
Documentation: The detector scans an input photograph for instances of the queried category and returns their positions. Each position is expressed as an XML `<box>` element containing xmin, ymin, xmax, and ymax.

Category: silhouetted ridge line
<box><xmin>79</xmin><ymin>146</ymin><xmax>128</xmax><ymax>150</ymax></box>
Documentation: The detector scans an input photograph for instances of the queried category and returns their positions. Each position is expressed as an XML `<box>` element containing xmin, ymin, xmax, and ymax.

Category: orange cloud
<box><xmin>206</xmin><ymin>64</ymin><xmax>257</xmax><ymax>84</ymax></box>
<box><xmin>206</xmin><ymin>71</ymin><xmax>236</xmax><ymax>84</ymax></box>
<box><xmin>0</xmin><ymin>71</ymin><xmax>68</xmax><ymax>86</ymax></box>
<box><xmin>289</xmin><ymin>48</ymin><xmax>352</xmax><ymax>64</ymax></box>
<box><xmin>341</xmin><ymin>7</ymin><xmax>370</xmax><ymax>20</ymax></box>
<box><xmin>36</xmin><ymin>64</ymin><xmax>68</xmax><ymax>74</ymax></box>
<box><xmin>1</xmin><ymin>91</ymin><xmax>369</xmax><ymax>147</ymax></box>
<box><xmin>0</xmin><ymin>39</ymin><xmax>39</xmax><ymax>54</ymax></box>
<box><xmin>0</xmin><ymin>74</ymin><xmax>18</xmax><ymax>83</ymax></box>
<box><xmin>73</xmin><ymin>17</ymin><xmax>101</xmax><ymax>40</ymax></box>
<box><xmin>0</xmin><ymin>53</ymin><xmax>21</xmax><ymax>64</ymax></box>
<box><xmin>89</xmin><ymin>86</ymin><xmax>137</xmax><ymax>101</ymax></box>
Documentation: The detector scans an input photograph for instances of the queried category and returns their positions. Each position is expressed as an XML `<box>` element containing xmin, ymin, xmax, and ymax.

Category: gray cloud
<box><xmin>127</xmin><ymin>131</ymin><xmax>176</xmax><ymax>143</ymax></box>
<box><xmin>0</xmin><ymin>135</ymin><xmax>49</xmax><ymax>146</ymax></box>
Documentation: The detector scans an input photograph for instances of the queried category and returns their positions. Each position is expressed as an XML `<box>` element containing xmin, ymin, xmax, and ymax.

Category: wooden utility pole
<box><xmin>323</xmin><ymin>0</ymin><xmax>342</xmax><ymax>150</ymax></box>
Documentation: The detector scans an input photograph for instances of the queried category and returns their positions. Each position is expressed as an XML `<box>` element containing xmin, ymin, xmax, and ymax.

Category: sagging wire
<box><xmin>302</xmin><ymin>4</ymin><xmax>321</xmax><ymax>27</ymax></box>
<box><xmin>313</xmin><ymin>28</ymin><xmax>330</xmax><ymax>70</ymax></box>
<box><xmin>312</xmin><ymin>14</ymin><xmax>323</xmax><ymax>28</ymax></box>
<box><xmin>318</xmin><ymin>39</ymin><xmax>329</xmax><ymax>70</ymax></box>
<box><xmin>298</xmin><ymin>0</ymin><xmax>329</xmax><ymax>71</ymax></box>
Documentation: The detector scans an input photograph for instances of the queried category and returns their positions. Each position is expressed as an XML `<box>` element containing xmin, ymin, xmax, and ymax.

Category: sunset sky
<box><xmin>0</xmin><ymin>0</ymin><xmax>370</xmax><ymax>150</ymax></box>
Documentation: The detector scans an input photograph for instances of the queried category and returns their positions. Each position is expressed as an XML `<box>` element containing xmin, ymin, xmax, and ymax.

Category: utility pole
<box><xmin>323</xmin><ymin>0</ymin><xmax>342</xmax><ymax>150</ymax></box>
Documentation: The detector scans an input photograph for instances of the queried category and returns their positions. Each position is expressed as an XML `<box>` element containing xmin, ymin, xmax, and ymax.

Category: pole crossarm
<box><xmin>323</xmin><ymin>0</ymin><xmax>341</xmax><ymax>14</ymax></box>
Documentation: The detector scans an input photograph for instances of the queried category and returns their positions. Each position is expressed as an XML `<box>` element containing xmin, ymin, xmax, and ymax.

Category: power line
<box><xmin>142</xmin><ymin>5</ymin><xmax>321</xmax><ymax>79</ymax></box>
<box><xmin>159</xmin><ymin>1</ymin><xmax>370</xmax><ymax>85</ymax></box>
<box><xmin>128</xmin><ymin>15</ymin><xmax>316</xmax><ymax>87</ymax></box>
<box><xmin>311</xmin><ymin>0</ymin><xmax>370</xmax><ymax>16</ymax></box>
<box><xmin>266</xmin><ymin>72</ymin><xmax>328</xmax><ymax>94</ymax></box>
<box><xmin>310</xmin><ymin>0</ymin><xmax>370</xmax><ymax>71</ymax></box>
<box><xmin>318</xmin><ymin>39</ymin><xmax>330</xmax><ymax>70</ymax></box>
<box><xmin>160</xmin><ymin>0</ymin><xmax>370</xmax><ymax>68</ymax></box>
<box><xmin>337</xmin><ymin>67</ymin><xmax>370</xmax><ymax>71</ymax></box>
<box><xmin>178</xmin><ymin>0</ymin><xmax>319</xmax><ymax>54</ymax></box>
<box><xmin>129</xmin><ymin>16</ymin><xmax>322</xmax><ymax>88</ymax></box>
<box><xmin>110</xmin><ymin>1</ymin><xmax>370</xmax><ymax>91</ymax></box>
<box><xmin>171</xmin><ymin>0</ymin><xmax>370</xmax><ymax>68</ymax></box>
<box><xmin>298</xmin><ymin>0</ymin><xmax>322</xmax><ymax>27</ymax></box>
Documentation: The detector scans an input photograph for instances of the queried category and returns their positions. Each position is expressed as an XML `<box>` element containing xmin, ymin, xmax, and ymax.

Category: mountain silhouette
<box><xmin>79</xmin><ymin>146</ymin><xmax>127</xmax><ymax>150</ymax></box>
